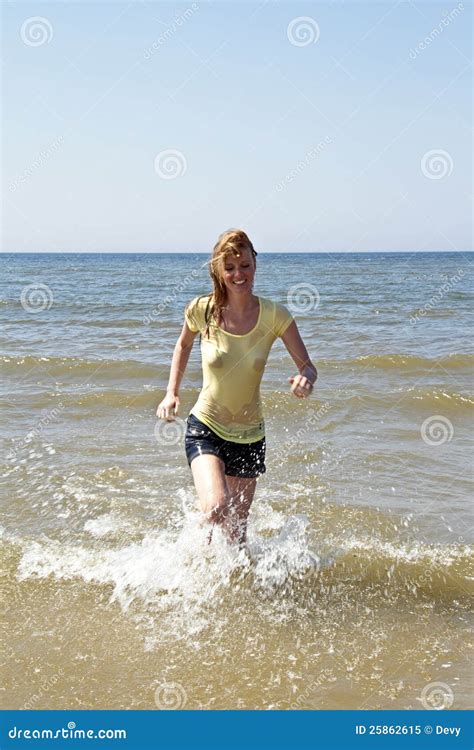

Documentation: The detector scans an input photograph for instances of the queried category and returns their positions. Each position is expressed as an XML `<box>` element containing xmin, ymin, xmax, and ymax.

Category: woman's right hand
<box><xmin>156</xmin><ymin>392</ymin><xmax>180</xmax><ymax>420</ymax></box>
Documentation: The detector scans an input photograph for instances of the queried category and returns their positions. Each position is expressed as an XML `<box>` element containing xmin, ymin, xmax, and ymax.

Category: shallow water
<box><xmin>1</xmin><ymin>251</ymin><xmax>473</xmax><ymax>709</ymax></box>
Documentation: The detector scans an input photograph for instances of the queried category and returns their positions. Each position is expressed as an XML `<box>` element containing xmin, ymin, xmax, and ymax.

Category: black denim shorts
<box><xmin>184</xmin><ymin>413</ymin><xmax>266</xmax><ymax>478</ymax></box>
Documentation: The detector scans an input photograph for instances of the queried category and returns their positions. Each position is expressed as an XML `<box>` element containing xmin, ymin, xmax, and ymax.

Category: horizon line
<box><xmin>1</xmin><ymin>249</ymin><xmax>472</xmax><ymax>255</ymax></box>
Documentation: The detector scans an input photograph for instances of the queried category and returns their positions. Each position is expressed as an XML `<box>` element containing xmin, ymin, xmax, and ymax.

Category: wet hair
<box><xmin>189</xmin><ymin>229</ymin><xmax>258</xmax><ymax>340</ymax></box>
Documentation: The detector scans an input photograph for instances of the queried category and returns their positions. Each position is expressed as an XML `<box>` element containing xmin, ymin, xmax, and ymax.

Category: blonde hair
<box><xmin>191</xmin><ymin>229</ymin><xmax>258</xmax><ymax>339</ymax></box>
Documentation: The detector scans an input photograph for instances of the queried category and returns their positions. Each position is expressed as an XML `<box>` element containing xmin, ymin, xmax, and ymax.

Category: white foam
<box><xmin>337</xmin><ymin>535</ymin><xmax>470</xmax><ymax>566</ymax></box>
<box><xmin>249</xmin><ymin>515</ymin><xmax>322</xmax><ymax>588</ymax></box>
<box><xmin>16</xmin><ymin>511</ymin><xmax>323</xmax><ymax>613</ymax></box>
<box><xmin>83</xmin><ymin>514</ymin><xmax>133</xmax><ymax>538</ymax></box>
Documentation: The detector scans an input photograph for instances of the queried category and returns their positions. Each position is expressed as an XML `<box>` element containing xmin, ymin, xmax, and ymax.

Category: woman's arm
<box><xmin>280</xmin><ymin>320</ymin><xmax>317</xmax><ymax>398</ymax></box>
<box><xmin>156</xmin><ymin>321</ymin><xmax>197</xmax><ymax>419</ymax></box>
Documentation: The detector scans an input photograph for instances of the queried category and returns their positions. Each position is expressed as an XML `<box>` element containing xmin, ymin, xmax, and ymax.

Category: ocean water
<box><xmin>1</xmin><ymin>251</ymin><xmax>473</xmax><ymax>710</ymax></box>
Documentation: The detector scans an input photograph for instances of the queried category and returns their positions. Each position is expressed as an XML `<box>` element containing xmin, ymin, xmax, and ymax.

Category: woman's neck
<box><xmin>222</xmin><ymin>293</ymin><xmax>258</xmax><ymax>316</ymax></box>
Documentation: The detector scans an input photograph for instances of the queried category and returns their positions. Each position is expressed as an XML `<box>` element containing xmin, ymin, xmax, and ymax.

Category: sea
<box><xmin>1</xmin><ymin>251</ymin><xmax>472</xmax><ymax>710</ymax></box>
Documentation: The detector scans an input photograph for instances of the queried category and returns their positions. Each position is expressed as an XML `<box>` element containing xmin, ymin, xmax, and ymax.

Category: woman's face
<box><xmin>220</xmin><ymin>248</ymin><xmax>256</xmax><ymax>295</ymax></box>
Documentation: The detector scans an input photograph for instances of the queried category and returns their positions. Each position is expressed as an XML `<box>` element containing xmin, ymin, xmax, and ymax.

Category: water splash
<box><xmin>249</xmin><ymin>515</ymin><xmax>322</xmax><ymax>589</ymax></box>
<box><xmin>15</xmin><ymin>509</ymin><xmax>323</xmax><ymax>611</ymax></box>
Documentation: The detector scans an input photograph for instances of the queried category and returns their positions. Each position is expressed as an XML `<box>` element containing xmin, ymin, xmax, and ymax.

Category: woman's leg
<box><xmin>189</xmin><ymin>455</ymin><xmax>257</xmax><ymax>546</ymax></box>
<box><xmin>190</xmin><ymin>453</ymin><xmax>232</xmax><ymax>540</ymax></box>
<box><xmin>225</xmin><ymin>475</ymin><xmax>258</xmax><ymax>548</ymax></box>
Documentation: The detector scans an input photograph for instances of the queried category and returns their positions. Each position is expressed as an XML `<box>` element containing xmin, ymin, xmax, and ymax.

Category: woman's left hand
<box><xmin>288</xmin><ymin>374</ymin><xmax>314</xmax><ymax>398</ymax></box>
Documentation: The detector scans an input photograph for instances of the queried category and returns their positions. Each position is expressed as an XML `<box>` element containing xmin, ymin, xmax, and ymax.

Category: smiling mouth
<box><xmin>233</xmin><ymin>280</ymin><xmax>246</xmax><ymax>285</ymax></box>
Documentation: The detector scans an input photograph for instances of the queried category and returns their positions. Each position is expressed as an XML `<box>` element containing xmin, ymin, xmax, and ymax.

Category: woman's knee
<box><xmin>208</xmin><ymin>501</ymin><xmax>231</xmax><ymax>525</ymax></box>
<box><xmin>190</xmin><ymin>454</ymin><xmax>228</xmax><ymax>513</ymax></box>
<box><xmin>199</xmin><ymin>489</ymin><xmax>229</xmax><ymax>516</ymax></box>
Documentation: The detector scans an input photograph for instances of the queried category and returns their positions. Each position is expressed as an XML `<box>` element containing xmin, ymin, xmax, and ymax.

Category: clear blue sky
<box><xmin>2</xmin><ymin>0</ymin><xmax>472</xmax><ymax>252</ymax></box>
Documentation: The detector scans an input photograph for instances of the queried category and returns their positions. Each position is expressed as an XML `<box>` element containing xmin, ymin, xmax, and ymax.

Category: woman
<box><xmin>156</xmin><ymin>229</ymin><xmax>317</xmax><ymax>548</ymax></box>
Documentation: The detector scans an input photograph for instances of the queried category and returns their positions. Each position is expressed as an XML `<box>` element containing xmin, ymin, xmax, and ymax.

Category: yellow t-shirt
<box><xmin>184</xmin><ymin>295</ymin><xmax>294</xmax><ymax>443</ymax></box>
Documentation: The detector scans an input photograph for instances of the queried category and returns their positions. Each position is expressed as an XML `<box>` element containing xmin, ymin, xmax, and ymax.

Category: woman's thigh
<box><xmin>190</xmin><ymin>453</ymin><xmax>229</xmax><ymax>514</ymax></box>
<box><xmin>225</xmin><ymin>475</ymin><xmax>257</xmax><ymax>516</ymax></box>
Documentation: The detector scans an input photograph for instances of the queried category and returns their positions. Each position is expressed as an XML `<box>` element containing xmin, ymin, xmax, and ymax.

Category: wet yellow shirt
<box><xmin>185</xmin><ymin>295</ymin><xmax>294</xmax><ymax>443</ymax></box>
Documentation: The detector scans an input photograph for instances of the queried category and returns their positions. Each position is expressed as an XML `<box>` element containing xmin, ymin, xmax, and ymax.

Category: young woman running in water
<box><xmin>156</xmin><ymin>229</ymin><xmax>317</xmax><ymax>547</ymax></box>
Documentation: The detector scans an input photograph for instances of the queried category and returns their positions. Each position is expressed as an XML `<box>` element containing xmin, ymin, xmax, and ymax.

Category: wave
<box><xmin>2</xmin><ymin>352</ymin><xmax>473</xmax><ymax>382</ymax></box>
<box><xmin>328</xmin><ymin>534</ymin><xmax>473</xmax><ymax>602</ymax></box>
<box><xmin>321</xmin><ymin>387</ymin><xmax>474</xmax><ymax>413</ymax></box>
<box><xmin>321</xmin><ymin>353</ymin><xmax>474</xmax><ymax>371</ymax></box>
<box><xmin>1</xmin><ymin>379</ymin><xmax>472</xmax><ymax>418</ymax></box>
<box><xmin>95</xmin><ymin>385</ymin><xmax>472</xmax><ymax>413</ymax></box>
<box><xmin>2</xmin><ymin>513</ymin><xmax>472</xmax><ymax>618</ymax></box>
<box><xmin>0</xmin><ymin>355</ymin><xmax>160</xmax><ymax>379</ymax></box>
<box><xmin>1</xmin><ymin>300</ymin><xmax>163</xmax><ymax>312</ymax></box>
<box><xmin>400</xmin><ymin>388</ymin><xmax>474</xmax><ymax>410</ymax></box>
